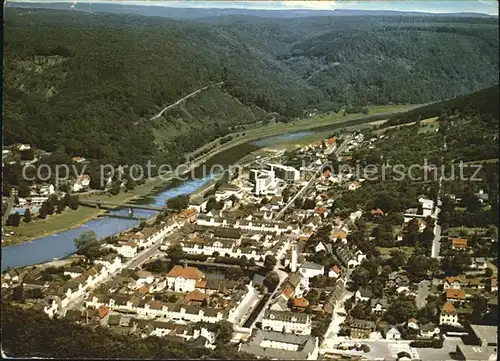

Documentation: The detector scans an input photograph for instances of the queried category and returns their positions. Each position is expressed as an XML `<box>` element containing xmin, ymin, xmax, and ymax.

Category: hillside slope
<box><xmin>3</xmin><ymin>9</ymin><xmax>499</xmax><ymax>166</ymax></box>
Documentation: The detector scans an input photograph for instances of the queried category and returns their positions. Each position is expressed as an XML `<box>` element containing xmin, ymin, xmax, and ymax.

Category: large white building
<box><xmin>165</xmin><ymin>265</ymin><xmax>206</xmax><ymax>293</ymax></box>
<box><xmin>268</xmin><ymin>164</ymin><xmax>300</xmax><ymax>182</ymax></box>
<box><xmin>262</xmin><ymin>310</ymin><xmax>312</xmax><ymax>335</ymax></box>
<box><xmin>250</xmin><ymin>169</ymin><xmax>276</xmax><ymax>195</ymax></box>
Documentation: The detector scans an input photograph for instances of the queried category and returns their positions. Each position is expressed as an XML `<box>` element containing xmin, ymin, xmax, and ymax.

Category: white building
<box><xmin>250</xmin><ymin>169</ymin><xmax>276</xmax><ymax>195</ymax></box>
<box><xmin>419</xmin><ymin>197</ymin><xmax>434</xmax><ymax>217</ymax></box>
<box><xmin>299</xmin><ymin>262</ymin><xmax>324</xmax><ymax>289</ymax></box>
<box><xmin>269</xmin><ymin>164</ymin><xmax>300</xmax><ymax>182</ymax></box>
<box><xmin>72</xmin><ymin>175</ymin><xmax>91</xmax><ymax>192</ymax></box>
<box><xmin>440</xmin><ymin>303</ymin><xmax>460</xmax><ymax>326</ymax></box>
<box><xmin>165</xmin><ymin>265</ymin><xmax>205</xmax><ymax>293</ymax></box>
<box><xmin>262</xmin><ymin>310</ymin><xmax>312</xmax><ymax>335</ymax></box>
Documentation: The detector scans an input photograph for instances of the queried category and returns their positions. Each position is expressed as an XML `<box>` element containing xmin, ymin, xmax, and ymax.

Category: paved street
<box><xmin>415</xmin><ymin>280</ymin><xmax>430</xmax><ymax>309</ymax></box>
<box><xmin>58</xmin><ymin>222</ymin><xmax>186</xmax><ymax>316</ymax></box>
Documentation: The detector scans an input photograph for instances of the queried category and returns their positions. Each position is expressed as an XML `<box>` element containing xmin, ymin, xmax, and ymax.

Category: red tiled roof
<box><xmin>332</xmin><ymin>231</ymin><xmax>347</xmax><ymax>240</ymax></box>
<box><xmin>327</xmin><ymin>137</ymin><xmax>337</xmax><ymax>145</ymax></box>
<box><xmin>451</xmin><ymin>238</ymin><xmax>468</xmax><ymax>247</ymax></box>
<box><xmin>185</xmin><ymin>289</ymin><xmax>207</xmax><ymax>302</ymax></box>
<box><xmin>441</xmin><ymin>302</ymin><xmax>457</xmax><ymax>314</ymax></box>
<box><xmin>98</xmin><ymin>305</ymin><xmax>109</xmax><ymax>319</ymax></box>
<box><xmin>444</xmin><ymin>276</ymin><xmax>463</xmax><ymax>284</ymax></box>
<box><xmin>195</xmin><ymin>280</ymin><xmax>207</xmax><ymax>289</ymax></box>
<box><xmin>446</xmin><ymin>288</ymin><xmax>466</xmax><ymax>300</ymax></box>
<box><xmin>166</xmin><ymin>266</ymin><xmax>204</xmax><ymax>280</ymax></box>
<box><xmin>332</xmin><ymin>265</ymin><xmax>341</xmax><ymax>274</ymax></box>
<box><xmin>282</xmin><ymin>288</ymin><xmax>294</xmax><ymax>299</ymax></box>
<box><xmin>180</xmin><ymin>209</ymin><xmax>197</xmax><ymax>218</ymax></box>
<box><xmin>371</xmin><ymin>208</ymin><xmax>384</xmax><ymax>215</ymax></box>
<box><xmin>292</xmin><ymin>297</ymin><xmax>309</xmax><ymax>308</ymax></box>
<box><xmin>316</xmin><ymin>207</ymin><xmax>327</xmax><ymax>215</ymax></box>
<box><xmin>323</xmin><ymin>170</ymin><xmax>331</xmax><ymax>178</ymax></box>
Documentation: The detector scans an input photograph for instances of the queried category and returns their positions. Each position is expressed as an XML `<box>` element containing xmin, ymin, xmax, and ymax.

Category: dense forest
<box><xmin>1</xmin><ymin>303</ymin><xmax>256</xmax><ymax>359</ymax></box>
<box><xmin>4</xmin><ymin>9</ymin><xmax>498</xmax><ymax>166</ymax></box>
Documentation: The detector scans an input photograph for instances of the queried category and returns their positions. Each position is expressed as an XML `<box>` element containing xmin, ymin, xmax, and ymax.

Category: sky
<box><xmin>7</xmin><ymin>1</ymin><xmax>500</xmax><ymax>16</ymax></box>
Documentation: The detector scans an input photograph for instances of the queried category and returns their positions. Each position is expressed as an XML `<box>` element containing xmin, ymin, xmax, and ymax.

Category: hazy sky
<box><xmin>8</xmin><ymin>1</ymin><xmax>499</xmax><ymax>15</ymax></box>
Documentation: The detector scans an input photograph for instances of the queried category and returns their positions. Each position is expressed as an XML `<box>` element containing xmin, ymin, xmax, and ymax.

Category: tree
<box><xmin>302</xmin><ymin>198</ymin><xmax>316</xmax><ymax>210</ymax></box>
<box><xmin>6</xmin><ymin>212</ymin><xmax>21</xmax><ymax>227</ymax></box>
<box><xmin>74</xmin><ymin>231</ymin><xmax>98</xmax><ymax>250</ymax></box>
<box><xmin>56</xmin><ymin>199</ymin><xmax>66</xmax><ymax>214</ymax></box>
<box><xmin>406</xmin><ymin>255</ymin><xmax>431</xmax><ymax>282</ymax></box>
<box><xmin>38</xmin><ymin>203</ymin><xmax>48</xmax><ymax>219</ymax></box>
<box><xmin>68</xmin><ymin>195</ymin><xmax>79</xmax><ymax>210</ymax></box>
<box><xmin>387</xmin><ymin>249</ymin><xmax>408</xmax><ymax>271</ymax></box>
<box><xmin>282</xmin><ymin>188</ymin><xmax>290</xmax><ymax>202</ymax></box>
<box><xmin>263</xmin><ymin>271</ymin><xmax>280</xmax><ymax>291</ymax></box>
<box><xmin>385</xmin><ymin>294</ymin><xmax>418</xmax><ymax>324</ymax></box>
<box><xmin>17</xmin><ymin>182</ymin><xmax>31</xmax><ymax>198</ymax></box>
<box><xmin>109</xmin><ymin>181</ymin><xmax>121</xmax><ymax>196</ymax></box>
<box><xmin>167</xmin><ymin>195</ymin><xmax>189</xmax><ymax>212</ymax></box>
<box><xmin>462</xmin><ymin>191</ymin><xmax>482</xmax><ymax>213</ymax></box>
<box><xmin>23</xmin><ymin>209</ymin><xmax>32</xmax><ymax>223</ymax></box>
<box><xmin>264</xmin><ymin>255</ymin><xmax>277</xmax><ymax>270</ymax></box>
<box><xmin>167</xmin><ymin>244</ymin><xmax>185</xmax><ymax>261</ymax></box>
<box><xmin>216</xmin><ymin>320</ymin><xmax>233</xmax><ymax>344</ymax></box>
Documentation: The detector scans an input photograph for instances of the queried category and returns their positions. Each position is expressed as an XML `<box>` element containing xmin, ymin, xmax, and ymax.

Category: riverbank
<box><xmin>2</xmin><ymin>207</ymin><xmax>105</xmax><ymax>247</ymax></box>
<box><xmin>2</xmin><ymin>105</ymin><xmax>416</xmax><ymax>248</ymax></box>
<box><xmin>2</xmin><ymin>177</ymin><xmax>170</xmax><ymax>248</ymax></box>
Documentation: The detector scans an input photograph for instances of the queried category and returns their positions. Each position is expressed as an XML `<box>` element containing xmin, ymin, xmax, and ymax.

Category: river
<box><xmin>1</xmin><ymin>114</ymin><xmax>386</xmax><ymax>271</ymax></box>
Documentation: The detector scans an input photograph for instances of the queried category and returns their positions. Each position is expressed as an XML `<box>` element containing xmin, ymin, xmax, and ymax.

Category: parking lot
<box><xmin>320</xmin><ymin>336</ymin><xmax>465</xmax><ymax>360</ymax></box>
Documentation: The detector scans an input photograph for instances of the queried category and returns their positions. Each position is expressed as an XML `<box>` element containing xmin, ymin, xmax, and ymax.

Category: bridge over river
<box><xmin>79</xmin><ymin>200</ymin><xmax>164</xmax><ymax>212</ymax></box>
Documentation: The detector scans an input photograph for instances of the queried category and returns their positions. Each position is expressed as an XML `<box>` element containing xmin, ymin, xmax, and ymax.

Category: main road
<box><xmin>58</xmin><ymin>220</ymin><xmax>187</xmax><ymax>316</ymax></box>
<box><xmin>431</xmin><ymin>136</ymin><xmax>446</xmax><ymax>259</ymax></box>
<box><xmin>274</xmin><ymin>135</ymin><xmax>352</xmax><ymax>220</ymax></box>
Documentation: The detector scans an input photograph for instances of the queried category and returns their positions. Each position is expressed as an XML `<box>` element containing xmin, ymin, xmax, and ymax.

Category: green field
<box><xmin>2</xmin><ymin>207</ymin><xmax>104</xmax><ymax>247</ymax></box>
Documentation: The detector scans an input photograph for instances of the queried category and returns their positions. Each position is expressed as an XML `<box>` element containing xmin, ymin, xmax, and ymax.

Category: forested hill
<box><xmin>4</xmin><ymin>9</ymin><xmax>498</xmax><ymax>166</ymax></box>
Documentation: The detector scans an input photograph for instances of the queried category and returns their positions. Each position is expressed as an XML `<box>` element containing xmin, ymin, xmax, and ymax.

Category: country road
<box><xmin>149</xmin><ymin>82</ymin><xmax>223</xmax><ymax>121</ymax></box>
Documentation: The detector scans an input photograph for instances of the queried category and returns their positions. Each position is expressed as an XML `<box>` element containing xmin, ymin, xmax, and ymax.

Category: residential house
<box><xmin>446</xmin><ymin>289</ymin><xmax>466</xmax><ymax>304</ymax></box>
<box><xmin>406</xmin><ymin>318</ymin><xmax>419</xmax><ymax>331</ymax></box>
<box><xmin>72</xmin><ymin>175</ymin><xmax>91</xmax><ymax>192</ymax></box>
<box><xmin>451</xmin><ymin>238</ymin><xmax>468</xmax><ymax>251</ymax></box>
<box><xmin>443</xmin><ymin>276</ymin><xmax>463</xmax><ymax>290</ymax></box>
<box><xmin>281</xmin><ymin>273</ymin><xmax>302</xmax><ymax>296</ymax></box>
<box><xmin>262</xmin><ymin>310</ymin><xmax>312</xmax><ymax>335</ymax></box>
<box><xmin>489</xmin><ymin>277</ymin><xmax>498</xmax><ymax>293</ymax></box>
<box><xmin>64</xmin><ymin>266</ymin><xmax>85</xmax><ymax>279</ymax></box>
<box><xmin>469</xmin><ymin>257</ymin><xmax>488</xmax><ymax>270</ymax></box>
<box><xmin>188</xmin><ymin>198</ymin><xmax>208</xmax><ymax>213</ymax></box>
<box><xmin>383</xmin><ymin>325</ymin><xmax>402</xmax><ymax>340</ymax></box>
<box><xmin>355</xmin><ymin>288</ymin><xmax>373</xmax><ymax>303</ymax></box>
<box><xmin>299</xmin><ymin>262</ymin><xmax>324</xmax><ymax>289</ymax></box>
<box><xmin>179</xmin><ymin>208</ymin><xmax>198</xmax><ymax>223</ymax></box>
<box><xmin>440</xmin><ymin>302</ymin><xmax>459</xmax><ymax>326</ymax></box>
<box><xmin>165</xmin><ymin>265</ymin><xmax>205</xmax><ymax>293</ymax></box>
<box><xmin>291</xmin><ymin>297</ymin><xmax>309</xmax><ymax>311</ymax></box>
<box><xmin>328</xmin><ymin>265</ymin><xmax>342</xmax><ymax>279</ymax></box>
<box><xmin>371</xmin><ymin>298</ymin><xmax>389</xmax><ymax>315</ymax></box>
<box><xmin>349</xmin><ymin>319</ymin><xmax>375</xmax><ymax>339</ymax></box>
<box><xmin>332</xmin><ymin>230</ymin><xmax>347</xmax><ymax>243</ymax></box>
<box><xmin>419</xmin><ymin>323</ymin><xmax>440</xmax><ymax>339</ymax></box>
